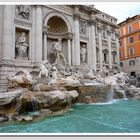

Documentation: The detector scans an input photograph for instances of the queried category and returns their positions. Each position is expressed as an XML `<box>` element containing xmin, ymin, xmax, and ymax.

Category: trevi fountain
<box><xmin>0</xmin><ymin>5</ymin><xmax>140</xmax><ymax>134</ymax></box>
<box><xmin>0</xmin><ymin>40</ymin><xmax>140</xmax><ymax>133</ymax></box>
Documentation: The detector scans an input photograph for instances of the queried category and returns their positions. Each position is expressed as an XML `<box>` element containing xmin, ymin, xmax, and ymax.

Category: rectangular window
<box><xmin>120</xmin><ymin>62</ymin><xmax>123</xmax><ymax>67</ymax></box>
<box><xmin>119</xmin><ymin>51</ymin><xmax>122</xmax><ymax>57</ymax></box>
<box><xmin>139</xmin><ymin>34</ymin><xmax>140</xmax><ymax>40</ymax></box>
<box><xmin>128</xmin><ymin>25</ymin><xmax>132</xmax><ymax>33</ymax></box>
<box><xmin>104</xmin><ymin>53</ymin><xmax>107</xmax><ymax>62</ymax></box>
<box><xmin>119</xmin><ymin>41</ymin><xmax>122</xmax><ymax>47</ymax></box>
<box><xmin>129</xmin><ymin>60</ymin><xmax>135</xmax><ymax>66</ymax></box>
<box><xmin>129</xmin><ymin>47</ymin><xmax>134</xmax><ymax>55</ymax></box>
<box><xmin>128</xmin><ymin>36</ymin><xmax>134</xmax><ymax>44</ymax></box>
<box><xmin>118</xmin><ymin>31</ymin><xmax>121</xmax><ymax>38</ymax></box>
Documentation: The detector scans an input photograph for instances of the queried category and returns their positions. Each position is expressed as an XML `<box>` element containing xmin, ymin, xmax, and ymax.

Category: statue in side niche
<box><xmin>16</xmin><ymin>32</ymin><xmax>29</xmax><ymax>59</ymax></box>
<box><xmin>80</xmin><ymin>44</ymin><xmax>87</xmax><ymax>63</ymax></box>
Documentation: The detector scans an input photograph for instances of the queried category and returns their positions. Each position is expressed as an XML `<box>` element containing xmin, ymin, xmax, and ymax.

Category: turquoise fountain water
<box><xmin>0</xmin><ymin>99</ymin><xmax>140</xmax><ymax>133</ymax></box>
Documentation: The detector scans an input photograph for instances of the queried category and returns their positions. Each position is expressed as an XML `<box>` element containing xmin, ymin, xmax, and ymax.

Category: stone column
<box><xmin>31</xmin><ymin>6</ymin><xmax>35</xmax><ymax>63</ymax></box>
<box><xmin>1</xmin><ymin>6</ymin><xmax>14</xmax><ymax>92</ymax></box>
<box><xmin>58</xmin><ymin>38</ymin><xmax>62</xmax><ymax>46</ymax></box>
<box><xmin>67</xmin><ymin>35</ymin><xmax>72</xmax><ymax>65</ymax></box>
<box><xmin>89</xmin><ymin>16</ymin><xmax>97</xmax><ymax>71</ymax></box>
<box><xmin>35</xmin><ymin>5</ymin><xmax>42</xmax><ymax>63</ymax></box>
<box><xmin>73</xmin><ymin>7</ymin><xmax>80</xmax><ymax>65</ymax></box>
<box><xmin>98</xmin><ymin>23</ymin><xmax>103</xmax><ymax>69</ymax></box>
<box><xmin>43</xmin><ymin>33</ymin><xmax>47</xmax><ymax>60</ymax></box>
<box><xmin>115</xmin><ymin>32</ymin><xmax>120</xmax><ymax>66</ymax></box>
<box><xmin>107</xmin><ymin>27</ymin><xmax>112</xmax><ymax>69</ymax></box>
<box><xmin>43</xmin><ymin>25</ymin><xmax>48</xmax><ymax>61</ymax></box>
<box><xmin>2</xmin><ymin>6</ymin><xmax>14</xmax><ymax>61</ymax></box>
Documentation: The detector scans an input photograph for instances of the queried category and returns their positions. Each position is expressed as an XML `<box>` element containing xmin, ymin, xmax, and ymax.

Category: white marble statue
<box><xmin>16</xmin><ymin>32</ymin><xmax>29</xmax><ymax>59</ymax></box>
<box><xmin>49</xmin><ymin>64</ymin><xmax>58</xmax><ymax>84</ymax></box>
<box><xmin>50</xmin><ymin>40</ymin><xmax>67</xmax><ymax>65</ymax></box>
<box><xmin>85</xmin><ymin>67</ymin><xmax>96</xmax><ymax>80</ymax></box>
<box><xmin>104</xmin><ymin>72</ymin><xmax>128</xmax><ymax>86</ymax></box>
<box><xmin>7</xmin><ymin>69</ymin><xmax>34</xmax><ymax>85</ymax></box>
<box><xmin>16</xmin><ymin>5</ymin><xmax>30</xmax><ymax>19</ymax></box>
<box><xmin>38</xmin><ymin>62</ymin><xmax>49</xmax><ymax>78</ymax></box>
<box><xmin>98</xmin><ymin>66</ymin><xmax>109</xmax><ymax>77</ymax></box>
<box><xmin>80</xmin><ymin>45</ymin><xmax>87</xmax><ymax>63</ymax></box>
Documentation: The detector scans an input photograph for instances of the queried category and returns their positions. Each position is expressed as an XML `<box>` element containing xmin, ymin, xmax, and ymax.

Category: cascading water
<box><xmin>107</xmin><ymin>85</ymin><xmax>114</xmax><ymax>103</ymax></box>
<box><xmin>121</xmin><ymin>90</ymin><xmax>128</xmax><ymax>100</ymax></box>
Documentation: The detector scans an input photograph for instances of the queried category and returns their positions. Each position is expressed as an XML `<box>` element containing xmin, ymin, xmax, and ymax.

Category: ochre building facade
<box><xmin>118</xmin><ymin>15</ymin><xmax>140</xmax><ymax>76</ymax></box>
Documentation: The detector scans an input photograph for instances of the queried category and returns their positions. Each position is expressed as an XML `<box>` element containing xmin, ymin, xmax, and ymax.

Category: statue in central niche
<box><xmin>50</xmin><ymin>40</ymin><xmax>67</xmax><ymax>65</ymax></box>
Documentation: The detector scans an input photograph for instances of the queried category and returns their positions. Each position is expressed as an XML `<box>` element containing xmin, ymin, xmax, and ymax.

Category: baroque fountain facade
<box><xmin>0</xmin><ymin>5</ymin><xmax>140</xmax><ymax>124</ymax></box>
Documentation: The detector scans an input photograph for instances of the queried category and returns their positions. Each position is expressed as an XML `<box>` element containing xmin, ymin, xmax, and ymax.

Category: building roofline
<box><xmin>72</xmin><ymin>5</ymin><xmax>117</xmax><ymax>20</ymax></box>
<box><xmin>97</xmin><ymin>10</ymin><xmax>117</xmax><ymax>21</ymax></box>
<box><xmin>118</xmin><ymin>14</ymin><xmax>140</xmax><ymax>26</ymax></box>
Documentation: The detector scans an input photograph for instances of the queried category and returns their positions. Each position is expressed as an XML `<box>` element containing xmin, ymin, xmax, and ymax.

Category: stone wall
<box><xmin>77</xmin><ymin>85</ymin><xmax>111</xmax><ymax>103</ymax></box>
<box><xmin>0</xmin><ymin>6</ymin><xmax>3</xmax><ymax>61</ymax></box>
<box><xmin>120</xmin><ymin>57</ymin><xmax>140</xmax><ymax>75</ymax></box>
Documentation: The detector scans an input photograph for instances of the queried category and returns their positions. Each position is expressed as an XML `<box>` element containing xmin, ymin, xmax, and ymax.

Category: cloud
<box><xmin>94</xmin><ymin>2</ymin><xmax>140</xmax><ymax>23</ymax></box>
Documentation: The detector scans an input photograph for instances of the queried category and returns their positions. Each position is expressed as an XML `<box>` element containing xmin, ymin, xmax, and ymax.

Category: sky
<box><xmin>94</xmin><ymin>2</ymin><xmax>140</xmax><ymax>24</ymax></box>
<box><xmin>0</xmin><ymin>1</ymin><xmax>139</xmax><ymax>24</ymax></box>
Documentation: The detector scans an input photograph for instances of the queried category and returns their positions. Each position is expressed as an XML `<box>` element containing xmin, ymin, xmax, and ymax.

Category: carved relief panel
<box><xmin>16</xmin><ymin>5</ymin><xmax>30</xmax><ymax>20</ymax></box>
<box><xmin>15</xmin><ymin>28</ymin><xmax>29</xmax><ymax>60</ymax></box>
<box><xmin>80</xmin><ymin>20</ymin><xmax>87</xmax><ymax>36</ymax></box>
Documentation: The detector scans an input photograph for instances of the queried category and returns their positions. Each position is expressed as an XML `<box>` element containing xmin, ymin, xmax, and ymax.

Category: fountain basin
<box><xmin>0</xmin><ymin>99</ymin><xmax>140</xmax><ymax>133</ymax></box>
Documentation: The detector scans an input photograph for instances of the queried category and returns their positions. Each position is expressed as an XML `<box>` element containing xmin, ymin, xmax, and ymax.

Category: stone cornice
<box><xmin>80</xmin><ymin>35</ymin><xmax>89</xmax><ymax>41</ymax></box>
<box><xmin>0</xmin><ymin>59</ymin><xmax>14</xmax><ymax>66</ymax></box>
<box><xmin>119</xmin><ymin>29</ymin><xmax>140</xmax><ymax>39</ymax></box>
<box><xmin>47</xmin><ymin>32</ymin><xmax>73</xmax><ymax>39</ymax></box>
<box><xmin>96</xmin><ymin>16</ymin><xmax>117</xmax><ymax>28</ymax></box>
<box><xmin>35</xmin><ymin>5</ymin><xmax>43</xmax><ymax>9</ymax></box>
<box><xmin>14</xmin><ymin>18</ymin><xmax>32</xmax><ymax>27</ymax></box>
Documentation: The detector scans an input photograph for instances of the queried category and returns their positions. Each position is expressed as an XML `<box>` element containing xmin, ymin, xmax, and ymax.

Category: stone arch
<box><xmin>43</xmin><ymin>10</ymin><xmax>72</xmax><ymax>33</ymax></box>
<box><xmin>47</xmin><ymin>16</ymin><xmax>68</xmax><ymax>33</ymax></box>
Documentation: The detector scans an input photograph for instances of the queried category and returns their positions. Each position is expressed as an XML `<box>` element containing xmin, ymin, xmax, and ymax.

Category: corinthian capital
<box><xmin>73</xmin><ymin>12</ymin><xmax>80</xmax><ymax>19</ymax></box>
<box><xmin>67</xmin><ymin>32</ymin><xmax>73</xmax><ymax>40</ymax></box>
<box><xmin>88</xmin><ymin>14</ymin><xmax>96</xmax><ymax>25</ymax></box>
<box><xmin>73</xmin><ymin>7</ymin><xmax>80</xmax><ymax>19</ymax></box>
<box><xmin>107</xmin><ymin>26</ymin><xmax>112</xmax><ymax>35</ymax></box>
<box><xmin>42</xmin><ymin>25</ymin><xmax>49</xmax><ymax>34</ymax></box>
<box><xmin>97</xmin><ymin>22</ymin><xmax>103</xmax><ymax>32</ymax></box>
